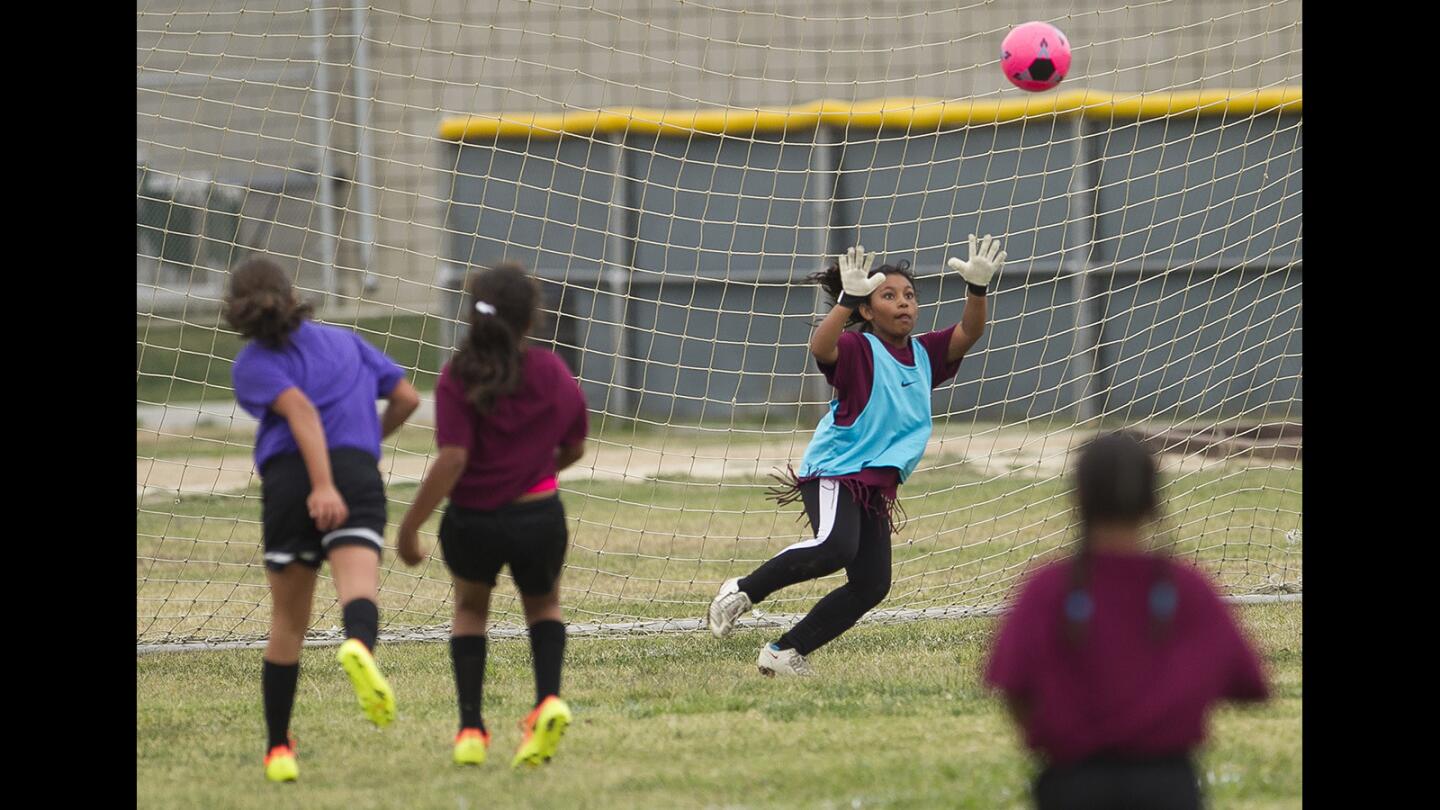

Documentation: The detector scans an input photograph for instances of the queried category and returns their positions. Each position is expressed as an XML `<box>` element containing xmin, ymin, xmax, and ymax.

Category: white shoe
<box><xmin>757</xmin><ymin>643</ymin><xmax>814</xmax><ymax>677</ymax></box>
<box><xmin>707</xmin><ymin>577</ymin><xmax>752</xmax><ymax>638</ymax></box>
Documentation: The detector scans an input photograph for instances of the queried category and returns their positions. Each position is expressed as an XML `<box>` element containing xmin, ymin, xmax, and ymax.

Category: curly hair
<box><xmin>222</xmin><ymin>257</ymin><xmax>313</xmax><ymax>348</ymax></box>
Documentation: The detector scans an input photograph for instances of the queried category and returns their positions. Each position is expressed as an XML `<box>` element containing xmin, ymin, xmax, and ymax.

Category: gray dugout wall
<box><xmin>441</xmin><ymin>113</ymin><xmax>1301</xmax><ymax>424</ymax></box>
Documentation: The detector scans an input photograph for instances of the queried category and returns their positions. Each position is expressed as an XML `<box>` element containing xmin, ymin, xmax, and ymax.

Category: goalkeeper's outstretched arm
<box><xmin>808</xmin><ymin>245</ymin><xmax>885</xmax><ymax>364</ymax></box>
<box><xmin>944</xmin><ymin>234</ymin><xmax>1005</xmax><ymax>362</ymax></box>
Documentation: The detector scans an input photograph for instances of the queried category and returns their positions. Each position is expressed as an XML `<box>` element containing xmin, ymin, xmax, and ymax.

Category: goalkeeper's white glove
<box><xmin>946</xmin><ymin>233</ymin><xmax>1006</xmax><ymax>295</ymax></box>
<box><xmin>837</xmin><ymin>245</ymin><xmax>886</xmax><ymax>307</ymax></box>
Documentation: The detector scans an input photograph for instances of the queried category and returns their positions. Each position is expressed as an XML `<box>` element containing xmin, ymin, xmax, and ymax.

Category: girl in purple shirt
<box><xmin>708</xmin><ymin>237</ymin><xmax>1004</xmax><ymax>676</ymax></box>
<box><xmin>398</xmin><ymin>262</ymin><xmax>588</xmax><ymax>769</ymax></box>
<box><xmin>225</xmin><ymin>258</ymin><xmax>421</xmax><ymax>782</ymax></box>
<box><xmin>985</xmin><ymin>433</ymin><xmax>1270</xmax><ymax>809</ymax></box>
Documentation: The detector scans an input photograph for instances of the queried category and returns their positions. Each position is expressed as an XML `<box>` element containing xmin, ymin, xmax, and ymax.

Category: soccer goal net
<box><xmin>137</xmin><ymin>1</ymin><xmax>1301</xmax><ymax>650</ymax></box>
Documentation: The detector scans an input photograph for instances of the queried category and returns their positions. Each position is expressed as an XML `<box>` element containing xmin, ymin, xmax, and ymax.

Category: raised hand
<box><xmin>946</xmin><ymin>234</ymin><xmax>1006</xmax><ymax>290</ymax></box>
<box><xmin>839</xmin><ymin>245</ymin><xmax>886</xmax><ymax>299</ymax></box>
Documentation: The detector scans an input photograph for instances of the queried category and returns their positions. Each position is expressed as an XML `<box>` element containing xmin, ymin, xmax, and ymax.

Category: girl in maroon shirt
<box><xmin>397</xmin><ymin>263</ymin><xmax>588</xmax><ymax>769</ymax></box>
<box><xmin>985</xmin><ymin>433</ymin><xmax>1269</xmax><ymax>809</ymax></box>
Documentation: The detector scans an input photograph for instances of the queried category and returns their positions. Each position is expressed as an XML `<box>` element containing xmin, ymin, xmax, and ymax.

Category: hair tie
<box><xmin>475</xmin><ymin>301</ymin><xmax>496</xmax><ymax>316</ymax></box>
<box><xmin>1064</xmin><ymin>590</ymin><xmax>1093</xmax><ymax>623</ymax></box>
<box><xmin>1149</xmin><ymin>580</ymin><xmax>1178</xmax><ymax>619</ymax></box>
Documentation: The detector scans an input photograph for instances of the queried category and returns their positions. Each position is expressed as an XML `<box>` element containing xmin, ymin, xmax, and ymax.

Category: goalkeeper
<box><xmin>708</xmin><ymin>236</ymin><xmax>1003</xmax><ymax>676</ymax></box>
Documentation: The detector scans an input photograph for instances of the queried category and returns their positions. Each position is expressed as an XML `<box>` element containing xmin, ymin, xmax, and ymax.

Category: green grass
<box><xmin>135</xmin><ymin>602</ymin><xmax>1301</xmax><ymax>809</ymax></box>
<box><xmin>139</xmin><ymin>463</ymin><xmax>1300</xmax><ymax>645</ymax></box>
<box><xmin>136</xmin><ymin>313</ymin><xmax>451</xmax><ymax>404</ymax></box>
<box><xmin>137</xmin><ymin>417</ymin><xmax>797</xmax><ymax>462</ymax></box>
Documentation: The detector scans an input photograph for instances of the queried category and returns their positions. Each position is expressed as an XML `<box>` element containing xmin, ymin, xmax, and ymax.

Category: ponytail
<box><xmin>1063</xmin><ymin>433</ymin><xmax>1172</xmax><ymax>647</ymax></box>
<box><xmin>452</xmin><ymin>262</ymin><xmax>540</xmax><ymax>416</ymax></box>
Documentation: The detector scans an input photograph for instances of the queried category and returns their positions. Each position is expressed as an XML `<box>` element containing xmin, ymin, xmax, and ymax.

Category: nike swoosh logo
<box><xmin>901</xmin><ymin>381</ymin><xmax>916</xmax><ymax>387</ymax></box>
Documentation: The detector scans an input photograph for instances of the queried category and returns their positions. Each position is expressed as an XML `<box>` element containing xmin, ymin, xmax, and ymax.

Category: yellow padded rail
<box><xmin>439</xmin><ymin>88</ymin><xmax>1301</xmax><ymax>141</ymax></box>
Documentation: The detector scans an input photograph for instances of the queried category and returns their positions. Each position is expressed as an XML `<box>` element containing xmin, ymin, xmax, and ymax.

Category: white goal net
<box><xmin>137</xmin><ymin>1</ymin><xmax>1301</xmax><ymax>649</ymax></box>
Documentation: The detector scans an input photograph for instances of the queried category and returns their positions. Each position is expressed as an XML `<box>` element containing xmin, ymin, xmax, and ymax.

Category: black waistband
<box><xmin>1054</xmin><ymin>752</ymin><xmax>1195</xmax><ymax>770</ymax></box>
<box><xmin>259</xmin><ymin>446</ymin><xmax>378</xmax><ymax>477</ymax></box>
<box><xmin>448</xmin><ymin>493</ymin><xmax>563</xmax><ymax>518</ymax></box>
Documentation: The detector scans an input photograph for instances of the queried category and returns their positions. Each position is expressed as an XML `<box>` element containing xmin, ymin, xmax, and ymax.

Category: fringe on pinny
<box><xmin>765</xmin><ymin>464</ymin><xmax>907</xmax><ymax>534</ymax></box>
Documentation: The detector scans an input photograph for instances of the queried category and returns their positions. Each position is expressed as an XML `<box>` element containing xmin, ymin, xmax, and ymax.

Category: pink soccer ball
<box><xmin>1001</xmin><ymin>21</ymin><xmax>1072</xmax><ymax>92</ymax></box>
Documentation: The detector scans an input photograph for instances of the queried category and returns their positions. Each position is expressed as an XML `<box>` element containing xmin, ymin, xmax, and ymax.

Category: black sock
<box><xmin>776</xmin><ymin>584</ymin><xmax>873</xmax><ymax>657</ymax></box>
<box><xmin>342</xmin><ymin>598</ymin><xmax>379</xmax><ymax>651</ymax></box>
<box><xmin>528</xmin><ymin>620</ymin><xmax>566</xmax><ymax>706</ymax></box>
<box><xmin>736</xmin><ymin>576</ymin><xmax>759</xmax><ymax>604</ymax></box>
<box><xmin>450</xmin><ymin>635</ymin><xmax>488</xmax><ymax>731</ymax></box>
<box><xmin>262</xmin><ymin>660</ymin><xmax>300</xmax><ymax>750</ymax></box>
<box><xmin>773</xmin><ymin>634</ymin><xmax>796</xmax><ymax>651</ymax></box>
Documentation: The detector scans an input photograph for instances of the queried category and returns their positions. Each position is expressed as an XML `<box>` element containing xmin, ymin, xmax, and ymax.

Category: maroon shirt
<box><xmin>984</xmin><ymin>551</ymin><xmax>1269</xmax><ymax>765</ymax></box>
<box><xmin>434</xmin><ymin>348</ymin><xmax>588</xmax><ymax>510</ymax></box>
<box><xmin>813</xmin><ymin>326</ymin><xmax>963</xmax><ymax>496</ymax></box>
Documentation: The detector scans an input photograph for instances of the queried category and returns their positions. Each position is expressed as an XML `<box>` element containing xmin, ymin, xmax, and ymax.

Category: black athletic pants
<box><xmin>738</xmin><ymin>478</ymin><xmax>891</xmax><ymax>656</ymax></box>
<box><xmin>1034</xmin><ymin>755</ymin><xmax>1201</xmax><ymax>810</ymax></box>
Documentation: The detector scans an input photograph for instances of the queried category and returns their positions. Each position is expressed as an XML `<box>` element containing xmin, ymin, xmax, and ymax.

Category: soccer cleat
<box><xmin>511</xmin><ymin>696</ymin><xmax>573</xmax><ymax>768</ymax></box>
<box><xmin>757</xmin><ymin>642</ymin><xmax>814</xmax><ymax>677</ymax></box>
<box><xmin>336</xmin><ymin>638</ymin><xmax>396</xmax><ymax>727</ymax></box>
<box><xmin>264</xmin><ymin>743</ymin><xmax>298</xmax><ymax>782</ymax></box>
<box><xmin>708</xmin><ymin>577</ymin><xmax>752</xmax><ymax>638</ymax></box>
<box><xmin>453</xmin><ymin>727</ymin><xmax>490</xmax><ymax>766</ymax></box>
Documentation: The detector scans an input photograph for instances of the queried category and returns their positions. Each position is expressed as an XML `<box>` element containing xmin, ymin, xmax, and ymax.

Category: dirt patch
<box><xmin>139</xmin><ymin>422</ymin><xmax>1296</xmax><ymax>500</ymax></box>
<box><xmin>1119</xmin><ymin>423</ymin><xmax>1302</xmax><ymax>463</ymax></box>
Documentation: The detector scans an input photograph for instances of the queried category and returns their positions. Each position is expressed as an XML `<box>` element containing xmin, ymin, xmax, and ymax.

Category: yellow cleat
<box><xmin>264</xmin><ymin>744</ymin><xmax>298</xmax><ymax>782</ymax></box>
<box><xmin>453</xmin><ymin>727</ymin><xmax>490</xmax><ymax>766</ymax></box>
<box><xmin>336</xmin><ymin>638</ymin><xmax>396</xmax><ymax>727</ymax></box>
<box><xmin>511</xmin><ymin>696</ymin><xmax>572</xmax><ymax>768</ymax></box>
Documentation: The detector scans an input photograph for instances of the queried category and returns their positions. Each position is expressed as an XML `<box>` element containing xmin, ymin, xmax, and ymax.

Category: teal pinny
<box><xmin>800</xmin><ymin>332</ymin><xmax>933</xmax><ymax>483</ymax></box>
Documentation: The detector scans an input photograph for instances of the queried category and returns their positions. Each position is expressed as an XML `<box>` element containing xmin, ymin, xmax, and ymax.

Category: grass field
<box><xmin>138</xmin><ymin>458</ymin><xmax>1300</xmax><ymax>645</ymax></box>
<box><xmin>137</xmin><ymin>314</ymin><xmax>1302</xmax><ymax>805</ymax></box>
<box><xmin>136</xmin><ymin>602</ymin><xmax>1301</xmax><ymax>809</ymax></box>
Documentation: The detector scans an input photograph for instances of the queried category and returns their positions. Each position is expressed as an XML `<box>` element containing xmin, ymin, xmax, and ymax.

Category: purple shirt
<box><xmin>435</xmin><ymin>347</ymin><xmax>589</xmax><ymax>510</ymax></box>
<box><xmin>232</xmin><ymin>320</ymin><xmax>405</xmax><ymax>472</ymax></box>
<box><xmin>984</xmin><ymin>551</ymin><xmax>1270</xmax><ymax>765</ymax></box>
<box><xmin>814</xmin><ymin>326</ymin><xmax>963</xmax><ymax>495</ymax></box>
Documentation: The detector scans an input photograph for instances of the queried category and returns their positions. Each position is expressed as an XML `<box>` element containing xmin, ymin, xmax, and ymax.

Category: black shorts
<box><xmin>438</xmin><ymin>496</ymin><xmax>568</xmax><ymax>595</ymax></box>
<box><xmin>260</xmin><ymin>448</ymin><xmax>387</xmax><ymax>572</ymax></box>
<box><xmin>1035</xmin><ymin>754</ymin><xmax>1200</xmax><ymax>810</ymax></box>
